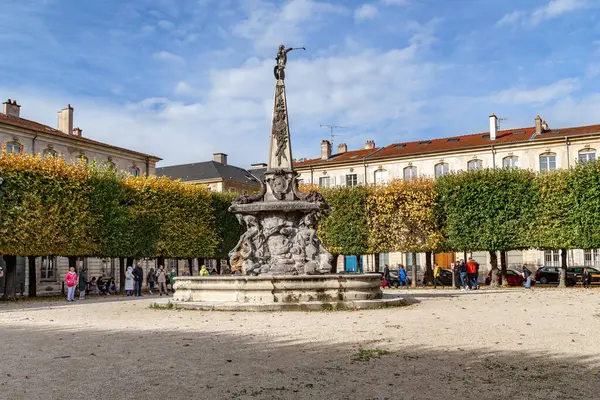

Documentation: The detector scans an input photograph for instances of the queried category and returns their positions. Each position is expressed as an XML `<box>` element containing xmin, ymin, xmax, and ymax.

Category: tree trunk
<box><xmin>489</xmin><ymin>251</ymin><xmax>499</xmax><ymax>288</ymax></box>
<box><xmin>500</xmin><ymin>250</ymin><xmax>508</xmax><ymax>287</ymax></box>
<box><xmin>68</xmin><ymin>256</ymin><xmax>77</xmax><ymax>272</ymax></box>
<box><xmin>374</xmin><ymin>253</ymin><xmax>380</xmax><ymax>273</ymax></box>
<box><xmin>331</xmin><ymin>255</ymin><xmax>339</xmax><ymax>274</ymax></box>
<box><xmin>119</xmin><ymin>258</ymin><xmax>126</xmax><ymax>293</ymax></box>
<box><xmin>356</xmin><ymin>255</ymin><xmax>363</xmax><ymax>274</ymax></box>
<box><xmin>425</xmin><ymin>252</ymin><xmax>433</xmax><ymax>286</ymax></box>
<box><xmin>187</xmin><ymin>258</ymin><xmax>194</xmax><ymax>275</ymax></box>
<box><xmin>411</xmin><ymin>252</ymin><xmax>417</xmax><ymax>288</ymax></box>
<box><xmin>558</xmin><ymin>248</ymin><xmax>568</xmax><ymax>288</ymax></box>
<box><xmin>28</xmin><ymin>256</ymin><xmax>37</xmax><ymax>297</ymax></box>
<box><xmin>1</xmin><ymin>255</ymin><xmax>17</xmax><ymax>300</ymax></box>
<box><xmin>157</xmin><ymin>256</ymin><xmax>165</xmax><ymax>268</ymax></box>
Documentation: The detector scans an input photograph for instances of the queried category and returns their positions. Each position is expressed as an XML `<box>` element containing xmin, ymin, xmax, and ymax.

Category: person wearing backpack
<box><xmin>65</xmin><ymin>266</ymin><xmax>78</xmax><ymax>302</ymax></box>
<box><xmin>466</xmin><ymin>258</ymin><xmax>478</xmax><ymax>290</ymax></box>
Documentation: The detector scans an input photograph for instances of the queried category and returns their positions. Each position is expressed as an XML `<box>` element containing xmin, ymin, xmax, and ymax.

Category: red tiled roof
<box><xmin>293</xmin><ymin>123</ymin><xmax>600</xmax><ymax>168</ymax></box>
<box><xmin>293</xmin><ymin>148</ymin><xmax>380</xmax><ymax>167</ymax></box>
<box><xmin>0</xmin><ymin>113</ymin><xmax>161</xmax><ymax>160</ymax></box>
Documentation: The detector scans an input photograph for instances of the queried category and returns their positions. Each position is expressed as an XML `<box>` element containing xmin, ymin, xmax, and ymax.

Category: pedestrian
<box><xmin>398</xmin><ymin>264</ymin><xmax>408</xmax><ymax>289</ymax></box>
<box><xmin>466</xmin><ymin>257</ymin><xmax>478</xmax><ymax>290</ymax></box>
<box><xmin>133</xmin><ymin>262</ymin><xmax>144</xmax><ymax>297</ymax></box>
<box><xmin>125</xmin><ymin>266</ymin><xmax>135</xmax><ymax>296</ymax></box>
<box><xmin>522</xmin><ymin>265</ymin><xmax>532</xmax><ymax>289</ymax></box>
<box><xmin>78</xmin><ymin>264</ymin><xmax>87</xmax><ymax>300</ymax></box>
<box><xmin>582</xmin><ymin>267</ymin><xmax>591</xmax><ymax>288</ymax></box>
<box><xmin>169</xmin><ymin>268</ymin><xmax>177</xmax><ymax>293</ymax></box>
<box><xmin>433</xmin><ymin>263</ymin><xmax>444</xmax><ymax>288</ymax></box>
<box><xmin>459</xmin><ymin>259</ymin><xmax>468</xmax><ymax>290</ymax></box>
<box><xmin>200</xmin><ymin>265</ymin><xmax>210</xmax><ymax>276</ymax></box>
<box><xmin>147</xmin><ymin>267</ymin><xmax>156</xmax><ymax>294</ymax></box>
<box><xmin>156</xmin><ymin>265</ymin><xmax>168</xmax><ymax>296</ymax></box>
<box><xmin>65</xmin><ymin>266</ymin><xmax>78</xmax><ymax>302</ymax></box>
<box><xmin>383</xmin><ymin>264</ymin><xmax>391</xmax><ymax>288</ymax></box>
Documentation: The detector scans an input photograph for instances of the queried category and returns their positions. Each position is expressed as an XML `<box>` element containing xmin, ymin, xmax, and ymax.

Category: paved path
<box><xmin>0</xmin><ymin>288</ymin><xmax>599</xmax><ymax>399</ymax></box>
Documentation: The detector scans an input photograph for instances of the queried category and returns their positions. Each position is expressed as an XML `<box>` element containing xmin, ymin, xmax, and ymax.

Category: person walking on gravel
<box><xmin>65</xmin><ymin>266</ymin><xmax>78</xmax><ymax>302</ymax></box>
<box><xmin>458</xmin><ymin>259</ymin><xmax>468</xmax><ymax>290</ymax></box>
<box><xmin>466</xmin><ymin>258</ymin><xmax>478</xmax><ymax>290</ymax></box>
<box><xmin>133</xmin><ymin>262</ymin><xmax>144</xmax><ymax>297</ymax></box>
<box><xmin>522</xmin><ymin>266</ymin><xmax>532</xmax><ymax>289</ymax></box>
<box><xmin>398</xmin><ymin>265</ymin><xmax>408</xmax><ymax>289</ymax></box>
<box><xmin>156</xmin><ymin>265</ymin><xmax>168</xmax><ymax>296</ymax></box>
<box><xmin>382</xmin><ymin>264</ymin><xmax>391</xmax><ymax>289</ymax></box>
<box><xmin>78</xmin><ymin>264</ymin><xmax>87</xmax><ymax>300</ymax></box>
<box><xmin>147</xmin><ymin>267</ymin><xmax>156</xmax><ymax>294</ymax></box>
<box><xmin>433</xmin><ymin>264</ymin><xmax>444</xmax><ymax>288</ymax></box>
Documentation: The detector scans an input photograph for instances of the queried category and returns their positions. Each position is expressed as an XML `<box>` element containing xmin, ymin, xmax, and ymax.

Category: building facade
<box><xmin>0</xmin><ymin>98</ymin><xmax>161</xmax><ymax>296</ymax></box>
<box><xmin>294</xmin><ymin>114</ymin><xmax>600</xmax><ymax>277</ymax></box>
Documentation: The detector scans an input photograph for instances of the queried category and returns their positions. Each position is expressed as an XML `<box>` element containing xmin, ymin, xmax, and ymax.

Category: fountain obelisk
<box><xmin>228</xmin><ymin>45</ymin><xmax>332</xmax><ymax>276</ymax></box>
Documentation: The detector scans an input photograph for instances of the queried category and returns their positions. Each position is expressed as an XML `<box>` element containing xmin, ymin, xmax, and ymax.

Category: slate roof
<box><xmin>156</xmin><ymin>161</ymin><xmax>261</xmax><ymax>187</ymax></box>
<box><xmin>292</xmin><ymin>123</ymin><xmax>600</xmax><ymax>168</ymax></box>
<box><xmin>0</xmin><ymin>113</ymin><xmax>161</xmax><ymax>160</ymax></box>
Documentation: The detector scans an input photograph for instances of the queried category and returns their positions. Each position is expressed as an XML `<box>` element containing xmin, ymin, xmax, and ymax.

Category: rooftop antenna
<box><xmin>497</xmin><ymin>117</ymin><xmax>507</xmax><ymax>131</ymax></box>
<box><xmin>320</xmin><ymin>124</ymin><xmax>347</xmax><ymax>146</ymax></box>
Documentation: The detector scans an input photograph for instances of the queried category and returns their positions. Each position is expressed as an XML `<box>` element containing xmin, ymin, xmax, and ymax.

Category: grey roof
<box><xmin>156</xmin><ymin>161</ymin><xmax>261</xmax><ymax>187</ymax></box>
<box><xmin>248</xmin><ymin>167</ymin><xmax>267</xmax><ymax>182</ymax></box>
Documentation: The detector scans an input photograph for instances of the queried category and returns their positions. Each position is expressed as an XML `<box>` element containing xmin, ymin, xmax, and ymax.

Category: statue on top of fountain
<box><xmin>229</xmin><ymin>45</ymin><xmax>332</xmax><ymax>276</ymax></box>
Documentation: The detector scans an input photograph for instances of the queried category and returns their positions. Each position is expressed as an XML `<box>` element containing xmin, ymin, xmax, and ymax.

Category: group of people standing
<box><xmin>451</xmin><ymin>258</ymin><xmax>480</xmax><ymax>290</ymax></box>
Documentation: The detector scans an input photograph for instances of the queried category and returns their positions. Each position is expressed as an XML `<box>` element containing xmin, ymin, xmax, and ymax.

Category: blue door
<box><xmin>345</xmin><ymin>256</ymin><xmax>357</xmax><ymax>272</ymax></box>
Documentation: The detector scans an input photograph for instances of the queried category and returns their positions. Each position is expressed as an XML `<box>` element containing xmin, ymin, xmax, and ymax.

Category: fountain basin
<box><xmin>152</xmin><ymin>274</ymin><xmax>405</xmax><ymax>311</ymax></box>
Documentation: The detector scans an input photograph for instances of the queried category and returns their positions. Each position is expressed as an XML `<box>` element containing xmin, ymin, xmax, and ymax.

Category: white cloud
<box><xmin>174</xmin><ymin>81</ymin><xmax>193</xmax><ymax>95</ymax></box>
<box><xmin>152</xmin><ymin>50</ymin><xmax>185</xmax><ymax>64</ymax></box>
<box><xmin>496</xmin><ymin>11</ymin><xmax>523</xmax><ymax>27</ymax></box>
<box><xmin>532</xmin><ymin>0</ymin><xmax>587</xmax><ymax>24</ymax></box>
<box><xmin>497</xmin><ymin>0</ymin><xmax>587</xmax><ymax>27</ymax></box>
<box><xmin>157</xmin><ymin>19</ymin><xmax>175</xmax><ymax>30</ymax></box>
<box><xmin>354</xmin><ymin>4</ymin><xmax>378</xmax><ymax>22</ymax></box>
<box><xmin>233</xmin><ymin>0</ymin><xmax>346</xmax><ymax>49</ymax></box>
<box><xmin>491</xmin><ymin>79</ymin><xmax>580</xmax><ymax>104</ymax></box>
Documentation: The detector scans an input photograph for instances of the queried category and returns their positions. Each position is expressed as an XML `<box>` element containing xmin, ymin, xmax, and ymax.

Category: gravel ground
<box><xmin>0</xmin><ymin>288</ymin><xmax>599</xmax><ymax>400</ymax></box>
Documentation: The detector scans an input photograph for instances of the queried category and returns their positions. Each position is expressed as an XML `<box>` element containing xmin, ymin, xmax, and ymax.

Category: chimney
<box><xmin>58</xmin><ymin>104</ymin><xmax>74</xmax><ymax>135</ymax></box>
<box><xmin>321</xmin><ymin>140</ymin><xmax>331</xmax><ymax>160</ymax></box>
<box><xmin>535</xmin><ymin>115</ymin><xmax>543</xmax><ymax>134</ymax></box>
<box><xmin>2</xmin><ymin>99</ymin><xmax>20</xmax><ymax>118</ymax></box>
<box><xmin>489</xmin><ymin>113</ymin><xmax>498</xmax><ymax>140</ymax></box>
<box><xmin>337</xmin><ymin>143</ymin><xmax>347</xmax><ymax>154</ymax></box>
<box><xmin>72</xmin><ymin>127</ymin><xmax>83</xmax><ymax>137</ymax></box>
<box><xmin>213</xmin><ymin>152</ymin><xmax>228</xmax><ymax>165</ymax></box>
<box><xmin>364</xmin><ymin>140</ymin><xmax>375</xmax><ymax>150</ymax></box>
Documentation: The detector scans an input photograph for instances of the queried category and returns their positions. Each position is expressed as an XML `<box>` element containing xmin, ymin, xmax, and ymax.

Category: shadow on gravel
<box><xmin>0</xmin><ymin>322</ymin><xmax>598</xmax><ymax>400</ymax></box>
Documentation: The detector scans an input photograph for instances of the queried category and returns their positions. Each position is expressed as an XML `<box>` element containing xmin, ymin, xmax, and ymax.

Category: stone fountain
<box><xmin>159</xmin><ymin>46</ymin><xmax>402</xmax><ymax>311</ymax></box>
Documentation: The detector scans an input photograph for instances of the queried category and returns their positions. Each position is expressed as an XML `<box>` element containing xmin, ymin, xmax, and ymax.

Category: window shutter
<box><xmin>358</xmin><ymin>173</ymin><xmax>364</xmax><ymax>185</ymax></box>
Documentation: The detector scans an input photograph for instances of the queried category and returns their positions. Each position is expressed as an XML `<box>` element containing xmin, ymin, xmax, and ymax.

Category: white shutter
<box><xmin>332</xmin><ymin>176</ymin><xmax>337</xmax><ymax>187</ymax></box>
<box><xmin>358</xmin><ymin>173</ymin><xmax>364</xmax><ymax>185</ymax></box>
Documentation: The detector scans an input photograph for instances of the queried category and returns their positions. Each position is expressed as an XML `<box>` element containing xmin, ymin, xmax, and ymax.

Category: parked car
<box><xmin>432</xmin><ymin>268</ymin><xmax>454</xmax><ymax>286</ymax></box>
<box><xmin>377</xmin><ymin>270</ymin><xmax>412</xmax><ymax>287</ymax></box>
<box><xmin>566</xmin><ymin>267</ymin><xmax>600</xmax><ymax>286</ymax></box>
<box><xmin>485</xmin><ymin>269</ymin><xmax>533</xmax><ymax>286</ymax></box>
<box><xmin>535</xmin><ymin>266</ymin><xmax>560</xmax><ymax>284</ymax></box>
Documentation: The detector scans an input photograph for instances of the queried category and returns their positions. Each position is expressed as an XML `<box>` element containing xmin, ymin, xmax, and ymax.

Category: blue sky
<box><xmin>1</xmin><ymin>0</ymin><xmax>600</xmax><ymax>166</ymax></box>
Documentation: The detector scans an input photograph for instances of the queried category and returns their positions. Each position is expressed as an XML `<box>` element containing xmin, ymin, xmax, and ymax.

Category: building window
<box><xmin>502</xmin><ymin>156</ymin><xmax>519</xmax><ymax>168</ymax></box>
<box><xmin>434</xmin><ymin>163</ymin><xmax>449</xmax><ymax>179</ymax></box>
<box><xmin>42</xmin><ymin>148</ymin><xmax>58</xmax><ymax>158</ymax></box>
<box><xmin>40</xmin><ymin>256</ymin><xmax>56</xmax><ymax>281</ymax></box>
<box><xmin>539</xmin><ymin>153</ymin><xmax>556</xmax><ymax>172</ymax></box>
<box><xmin>5</xmin><ymin>141</ymin><xmax>22</xmax><ymax>153</ymax></box>
<box><xmin>379</xmin><ymin>253</ymin><xmax>390</xmax><ymax>267</ymax></box>
<box><xmin>403</xmin><ymin>166</ymin><xmax>417</xmax><ymax>181</ymax></box>
<box><xmin>374</xmin><ymin>169</ymin><xmax>388</xmax><ymax>185</ymax></box>
<box><xmin>544</xmin><ymin>250</ymin><xmax>560</xmax><ymax>267</ymax></box>
<box><xmin>579</xmin><ymin>149</ymin><xmax>596</xmax><ymax>164</ymax></box>
<box><xmin>346</xmin><ymin>174</ymin><xmax>357</xmax><ymax>187</ymax></box>
<box><xmin>319</xmin><ymin>176</ymin><xmax>331</xmax><ymax>188</ymax></box>
<box><xmin>584</xmin><ymin>249</ymin><xmax>600</xmax><ymax>267</ymax></box>
<box><xmin>405</xmin><ymin>253</ymin><xmax>421</xmax><ymax>273</ymax></box>
<box><xmin>467</xmin><ymin>159</ymin><xmax>483</xmax><ymax>171</ymax></box>
<box><xmin>129</xmin><ymin>166</ymin><xmax>140</xmax><ymax>176</ymax></box>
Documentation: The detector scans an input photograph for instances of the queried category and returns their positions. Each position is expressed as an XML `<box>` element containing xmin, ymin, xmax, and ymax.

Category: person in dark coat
<box><xmin>78</xmin><ymin>264</ymin><xmax>88</xmax><ymax>300</ymax></box>
<box><xmin>133</xmin><ymin>262</ymin><xmax>144</xmax><ymax>297</ymax></box>
<box><xmin>382</xmin><ymin>264</ymin><xmax>391</xmax><ymax>288</ymax></box>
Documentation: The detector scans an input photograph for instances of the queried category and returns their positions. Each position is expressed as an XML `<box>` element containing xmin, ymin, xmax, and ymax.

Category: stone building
<box><xmin>0</xmin><ymin>98</ymin><xmax>161</xmax><ymax>296</ymax></box>
<box><xmin>293</xmin><ymin>114</ymin><xmax>600</xmax><ymax>276</ymax></box>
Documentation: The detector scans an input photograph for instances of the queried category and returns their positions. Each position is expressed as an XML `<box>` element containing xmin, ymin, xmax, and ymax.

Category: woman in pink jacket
<box><xmin>65</xmin><ymin>266</ymin><xmax>78</xmax><ymax>302</ymax></box>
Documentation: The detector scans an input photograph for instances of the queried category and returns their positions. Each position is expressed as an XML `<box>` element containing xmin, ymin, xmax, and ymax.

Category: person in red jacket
<box><xmin>466</xmin><ymin>258</ymin><xmax>479</xmax><ymax>290</ymax></box>
<box><xmin>65</xmin><ymin>266</ymin><xmax>78</xmax><ymax>302</ymax></box>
